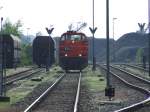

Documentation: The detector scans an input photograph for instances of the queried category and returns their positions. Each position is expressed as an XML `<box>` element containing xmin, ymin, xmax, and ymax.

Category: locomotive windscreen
<box><xmin>60</xmin><ymin>33</ymin><xmax>86</xmax><ymax>41</ymax></box>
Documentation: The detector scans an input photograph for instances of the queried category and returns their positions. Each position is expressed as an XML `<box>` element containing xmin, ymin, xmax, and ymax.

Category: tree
<box><xmin>0</xmin><ymin>19</ymin><xmax>32</xmax><ymax>66</ymax></box>
<box><xmin>1</xmin><ymin>19</ymin><xmax>23</xmax><ymax>37</ymax></box>
<box><xmin>20</xmin><ymin>44</ymin><xmax>32</xmax><ymax>66</ymax></box>
<box><xmin>136</xmin><ymin>48</ymin><xmax>143</xmax><ymax>63</ymax></box>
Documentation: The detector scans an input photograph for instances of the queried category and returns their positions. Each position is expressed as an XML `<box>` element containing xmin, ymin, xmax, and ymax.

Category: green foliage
<box><xmin>20</xmin><ymin>44</ymin><xmax>32</xmax><ymax>66</ymax></box>
<box><xmin>83</xmin><ymin>66</ymin><xmax>106</xmax><ymax>92</ymax></box>
<box><xmin>1</xmin><ymin>19</ymin><xmax>23</xmax><ymax>37</ymax></box>
<box><xmin>0</xmin><ymin>18</ymin><xmax>33</xmax><ymax>66</ymax></box>
<box><xmin>136</xmin><ymin>48</ymin><xmax>143</xmax><ymax>63</ymax></box>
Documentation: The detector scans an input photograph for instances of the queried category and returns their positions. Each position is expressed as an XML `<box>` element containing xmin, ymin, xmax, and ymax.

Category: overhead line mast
<box><xmin>148</xmin><ymin>0</ymin><xmax>150</xmax><ymax>77</ymax></box>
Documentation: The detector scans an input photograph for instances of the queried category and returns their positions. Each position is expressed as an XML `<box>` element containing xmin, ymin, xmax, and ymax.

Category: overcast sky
<box><xmin>0</xmin><ymin>0</ymin><xmax>148</xmax><ymax>40</ymax></box>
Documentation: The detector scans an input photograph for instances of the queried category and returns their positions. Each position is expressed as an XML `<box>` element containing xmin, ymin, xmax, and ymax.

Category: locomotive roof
<box><xmin>61</xmin><ymin>31</ymin><xmax>86</xmax><ymax>37</ymax></box>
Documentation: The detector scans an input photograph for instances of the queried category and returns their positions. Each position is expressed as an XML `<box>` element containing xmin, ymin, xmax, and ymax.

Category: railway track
<box><xmin>110</xmin><ymin>65</ymin><xmax>150</xmax><ymax>93</ymax></box>
<box><xmin>5</xmin><ymin>68</ymin><xmax>42</xmax><ymax>86</ymax></box>
<box><xmin>99</xmin><ymin>64</ymin><xmax>150</xmax><ymax>112</ymax></box>
<box><xmin>24</xmin><ymin>72</ymin><xmax>82</xmax><ymax>112</ymax></box>
<box><xmin>119</xmin><ymin>63</ymin><xmax>149</xmax><ymax>73</ymax></box>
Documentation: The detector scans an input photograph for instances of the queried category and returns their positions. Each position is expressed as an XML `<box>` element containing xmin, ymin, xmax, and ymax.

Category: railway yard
<box><xmin>0</xmin><ymin>0</ymin><xmax>150</xmax><ymax>111</ymax></box>
<box><xmin>0</xmin><ymin>64</ymin><xmax>149</xmax><ymax>112</ymax></box>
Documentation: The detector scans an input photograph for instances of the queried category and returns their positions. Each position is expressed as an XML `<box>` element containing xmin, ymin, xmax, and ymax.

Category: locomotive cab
<box><xmin>59</xmin><ymin>31</ymin><xmax>88</xmax><ymax>71</ymax></box>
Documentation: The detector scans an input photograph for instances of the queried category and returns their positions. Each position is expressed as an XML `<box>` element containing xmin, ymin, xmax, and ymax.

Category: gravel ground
<box><xmin>32</xmin><ymin>73</ymin><xmax>79</xmax><ymax>112</ymax></box>
<box><xmin>135</xmin><ymin>104</ymin><xmax>150</xmax><ymax>112</ymax></box>
<box><xmin>78</xmin><ymin>67</ymin><xmax>148</xmax><ymax>112</ymax></box>
<box><xmin>11</xmin><ymin>81</ymin><xmax>54</xmax><ymax>112</ymax></box>
<box><xmin>1</xmin><ymin>71</ymin><xmax>61</xmax><ymax>112</ymax></box>
<box><xmin>1</xmin><ymin>66</ymin><xmax>149</xmax><ymax>112</ymax></box>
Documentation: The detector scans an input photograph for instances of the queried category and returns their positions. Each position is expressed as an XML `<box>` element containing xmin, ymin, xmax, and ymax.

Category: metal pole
<box><xmin>0</xmin><ymin>17</ymin><xmax>3</xmax><ymax>96</ymax></box>
<box><xmin>106</xmin><ymin>0</ymin><xmax>110</xmax><ymax>87</ymax></box>
<box><xmin>149</xmin><ymin>33</ymin><xmax>150</xmax><ymax>77</ymax></box>
<box><xmin>105</xmin><ymin>0</ymin><xmax>115</xmax><ymax>101</ymax></box>
<box><xmin>148</xmin><ymin>0</ymin><xmax>150</xmax><ymax>77</ymax></box>
<box><xmin>92</xmin><ymin>0</ymin><xmax>96</xmax><ymax>71</ymax></box>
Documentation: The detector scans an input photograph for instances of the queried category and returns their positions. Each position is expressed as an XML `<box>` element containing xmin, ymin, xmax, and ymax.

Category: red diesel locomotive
<box><xmin>59</xmin><ymin>31</ymin><xmax>88</xmax><ymax>71</ymax></box>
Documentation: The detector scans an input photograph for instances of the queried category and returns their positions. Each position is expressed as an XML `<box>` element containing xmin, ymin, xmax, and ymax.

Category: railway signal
<box><xmin>45</xmin><ymin>27</ymin><xmax>54</xmax><ymax>36</ymax></box>
<box><xmin>89</xmin><ymin>27</ymin><xmax>97</xmax><ymax>71</ymax></box>
<box><xmin>89</xmin><ymin>27</ymin><xmax>97</xmax><ymax>34</ymax></box>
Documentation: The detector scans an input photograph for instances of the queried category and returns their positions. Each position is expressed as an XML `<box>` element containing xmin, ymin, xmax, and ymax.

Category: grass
<box><xmin>0</xmin><ymin>102</ymin><xmax>10</xmax><ymax>109</ymax></box>
<box><xmin>7</xmin><ymin>88</ymin><xmax>30</xmax><ymax>104</ymax></box>
<box><xmin>0</xmin><ymin>65</ymin><xmax>63</xmax><ymax>109</ymax></box>
<box><xmin>83</xmin><ymin>66</ymin><xmax>106</xmax><ymax>92</ymax></box>
<box><xmin>0</xmin><ymin>65</ymin><xmax>105</xmax><ymax>109</ymax></box>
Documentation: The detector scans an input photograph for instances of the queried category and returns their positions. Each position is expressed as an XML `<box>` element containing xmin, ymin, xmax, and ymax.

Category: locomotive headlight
<box><xmin>78</xmin><ymin>54</ymin><xmax>82</xmax><ymax>57</ymax></box>
<box><xmin>65</xmin><ymin>54</ymin><xmax>68</xmax><ymax>56</ymax></box>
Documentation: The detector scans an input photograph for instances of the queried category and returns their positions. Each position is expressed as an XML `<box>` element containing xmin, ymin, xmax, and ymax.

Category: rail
<box><xmin>99</xmin><ymin>64</ymin><xmax>150</xmax><ymax>112</ymax></box>
<box><xmin>24</xmin><ymin>73</ymin><xmax>65</xmax><ymax>112</ymax></box>
<box><xmin>74</xmin><ymin>72</ymin><xmax>81</xmax><ymax>112</ymax></box>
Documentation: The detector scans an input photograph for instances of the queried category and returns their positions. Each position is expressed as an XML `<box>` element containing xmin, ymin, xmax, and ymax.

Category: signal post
<box><xmin>0</xmin><ymin>17</ymin><xmax>10</xmax><ymax>101</ymax></box>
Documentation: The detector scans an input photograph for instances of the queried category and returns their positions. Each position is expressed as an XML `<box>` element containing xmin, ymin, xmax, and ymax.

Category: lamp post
<box><xmin>112</xmin><ymin>18</ymin><xmax>117</xmax><ymax>62</ymax></box>
<box><xmin>113</xmin><ymin>18</ymin><xmax>117</xmax><ymax>40</ymax></box>
<box><xmin>27</xmin><ymin>28</ymin><xmax>30</xmax><ymax>42</ymax></box>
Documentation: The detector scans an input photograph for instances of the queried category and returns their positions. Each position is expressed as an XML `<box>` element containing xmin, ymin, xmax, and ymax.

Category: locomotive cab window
<box><xmin>60</xmin><ymin>34</ymin><xmax>86</xmax><ymax>41</ymax></box>
<box><xmin>71</xmin><ymin>35</ymin><xmax>81</xmax><ymax>41</ymax></box>
<box><xmin>60</xmin><ymin>35</ymin><xmax>66</xmax><ymax>41</ymax></box>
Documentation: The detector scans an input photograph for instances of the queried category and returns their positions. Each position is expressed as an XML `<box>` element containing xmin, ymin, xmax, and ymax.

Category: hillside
<box><xmin>88</xmin><ymin>37</ymin><xmax>114</xmax><ymax>62</ymax></box>
<box><xmin>115</xmin><ymin>32</ymin><xmax>148</xmax><ymax>62</ymax></box>
<box><xmin>90</xmin><ymin>32</ymin><xmax>148</xmax><ymax>63</ymax></box>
